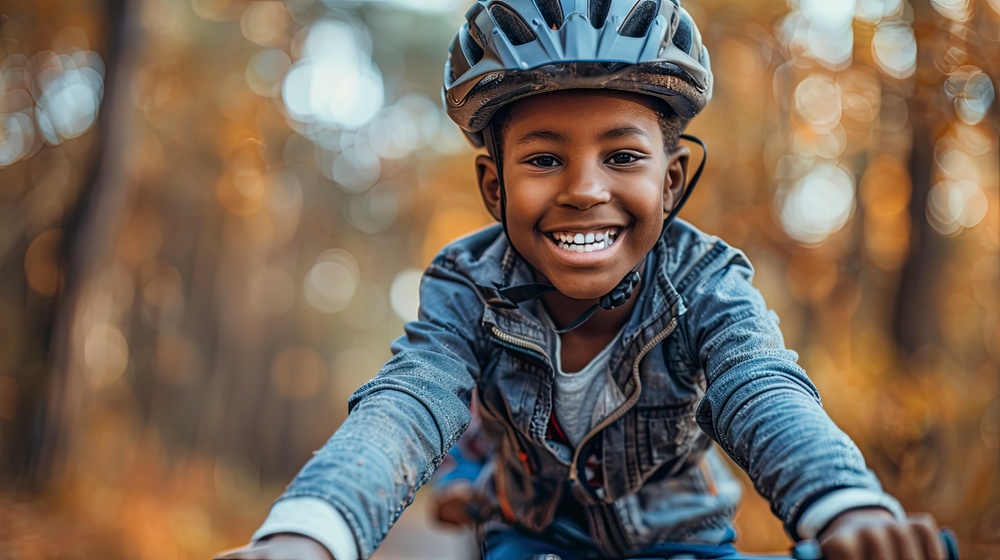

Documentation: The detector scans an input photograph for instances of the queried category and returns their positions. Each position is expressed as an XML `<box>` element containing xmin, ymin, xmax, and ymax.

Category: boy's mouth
<box><xmin>546</xmin><ymin>227</ymin><xmax>620</xmax><ymax>253</ymax></box>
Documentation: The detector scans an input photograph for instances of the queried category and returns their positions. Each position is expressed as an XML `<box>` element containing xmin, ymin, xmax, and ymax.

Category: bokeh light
<box><xmin>352</xmin><ymin>0</ymin><xmax>467</xmax><ymax>13</ymax></box>
<box><xmin>0</xmin><ymin>33</ymin><xmax>105</xmax><ymax>168</ymax></box>
<box><xmin>859</xmin><ymin>155</ymin><xmax>911</xmax><ymax>271</ymax></box>
<box><xmin>246</xmin><ymin>49</ymin><xmax>292</xmax><ymax>98</ymax></box>
<box><xmin>282</xmin><ymin>20</ymin><xmax>384</xmax><ymax>131</ymax></box>
<box><xmin>794</xmin><ymin>74</ymin><xmax>843</xmax><ymax>133</ymax></box>
<box><xmin>347</xmin><ymin>182</ymin><xmax>400</xmax><ymax>234</ymax></box>
<box><xmin>872</xmin><ymin>21</ymin><xmax>917</xmax><ymax>79</ymax></box>
<box><xmin>320</xmin><ymin>141</ymin><xmax>383</xmax><ymax>193</ymax></box>
<box><xmin>23</xmin><ymin>228</ymin><xmax>62</xmax><ymax>297</ymax></box>
<box><xmin>930</xmin><ymin>0</ymin><xmax>972</xmax><ymax>22</ymax></box>
<box><xmin>83</xmin><ymin>323</ymin><xmax>130</xmax><ymax>388</ymax></box>
<box><xmin>926</xmin><ymin>179</ymin><xmax>989</xmax><ymax>235</ymax></box>
<box><xmin>31</xmin><ymin>51</ymin><xmax>105</xmax><ymax>144</ymax></box>
<box><xmin>855</xmin><ymin>0</ymin><xmax>903</xmax><ymax>22</ymax></box>
<box><xmin>303</xmin><ymin>248</ymin><xmax>360</xmax><ymax>313</ymax></box>
<box><xmin>240</xmin><ymin>2</ymin><xmax>293</xmax><ymax>47</ymax></box>
<box><xmin>779</xmin><ymin>163</ymin><xmax>856</xmax><ymax>245</ymax></box>
<box><xmin>390</xmin><ymin>268</ymin><xmax>422</xmax><ymax>323</ymax></box>
<box><xmin>944</xmin><ymin>66</ymin><xmax>996</xmax><ymax>126</ymax></box>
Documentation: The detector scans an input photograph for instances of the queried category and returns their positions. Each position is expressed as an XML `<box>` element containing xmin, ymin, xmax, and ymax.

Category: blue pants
<box><xmin>480</xmin><ymin>525</ymin><xmax>774</xmax><ymax>560</ymax></box>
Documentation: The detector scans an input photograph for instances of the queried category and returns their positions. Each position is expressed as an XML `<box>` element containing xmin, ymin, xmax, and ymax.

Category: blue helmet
<box><xmin>443</xmin><ymin>0</ymin><xmax>714</xmax><ymax>147</ymax></box>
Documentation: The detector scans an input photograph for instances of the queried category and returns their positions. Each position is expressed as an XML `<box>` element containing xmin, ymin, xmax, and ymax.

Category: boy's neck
<box><xmin>540</xmin><ymin>281</ymin><xmax>641</xmax><ymax>340</ymax></box>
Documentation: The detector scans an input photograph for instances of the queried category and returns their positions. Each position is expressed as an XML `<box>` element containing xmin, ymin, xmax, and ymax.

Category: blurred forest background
<box><xmin>0</xmin><ymin>0</ymin><xmax>997</xmax><ymax>558</ymax></box>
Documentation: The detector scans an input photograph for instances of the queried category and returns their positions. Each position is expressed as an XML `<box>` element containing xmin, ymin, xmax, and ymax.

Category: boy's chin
<box><xmin>549</xmin><ymin>280</ymin><xmax>621</xmax><ymax>302</ymax></box>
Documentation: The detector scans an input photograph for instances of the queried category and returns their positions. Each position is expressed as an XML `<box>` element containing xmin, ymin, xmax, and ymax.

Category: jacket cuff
<box><xmin>252</xmin><ymin>496</ymin><xmax>360</xmax><ymax>560</ymax></box>
<box><xmin>796</xmin><ymin>488</ymin><xmax>906</xmax><ymax>539</ymax></box>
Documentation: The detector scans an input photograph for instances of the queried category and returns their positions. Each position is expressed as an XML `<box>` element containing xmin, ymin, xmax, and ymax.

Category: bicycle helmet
<box><xmin>443</xmin><ymin>0</ymin><xmax>713</xmax><ymax>147</ymax></box>
<box><xmin>442</xmin><ymin>0</ymin><xmax>714</xmax><ymax>331</ymax></box>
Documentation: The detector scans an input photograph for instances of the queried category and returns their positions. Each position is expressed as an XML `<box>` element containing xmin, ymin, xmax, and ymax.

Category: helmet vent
<box><xmin>672</xmin><ymin>15</ymin><xmax>693</xmax><ymax>53</ymax></box>
<box><xmin>490</xmin><ymin>3</ymin><xmax>537</xmax><ymax>46</ymax></box>
<box><xmin>589</xmin><ymin>0</ymin><xmax>612</xmax><ymax>28</ymax></box>
<box><xmin>619</xmin><ymin>0</ymin><xmax>659</xmax><ymax>38</ymax></box>
<box><xmin>534</xmin><ymin>0</ymin><xmax>564</xmax><ymax>30</ymax></box>
<box><xmin>460</xmin><ymin>26</ymin><xmax>485</xmax><ymax>65</ymax></box>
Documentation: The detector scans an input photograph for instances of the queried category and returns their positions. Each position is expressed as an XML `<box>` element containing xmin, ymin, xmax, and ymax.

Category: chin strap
<box><xmin>480</xmin><ymin>127</ymin><xmax>707</xmax><ymax>333</ymax></box>
<box><xmin>483</xmin><ymin>270</ymin><xmax>641</xmax><ymax>334</ymax></box>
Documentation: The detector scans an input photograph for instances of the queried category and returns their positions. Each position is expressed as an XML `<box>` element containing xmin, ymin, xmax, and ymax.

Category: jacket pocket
<box><xmin>635</xmin><ymin>401</ymin><xmax>700</xmax><ymax>477</ymax></box>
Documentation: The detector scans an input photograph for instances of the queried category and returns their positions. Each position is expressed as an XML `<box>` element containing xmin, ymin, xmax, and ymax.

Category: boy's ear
<box><xmin>664</xmin><ymin>145</ymin><xmax>691</xmax><ymax>215</ymax></box>
<box><xmin>476</xmin><ymin>154</ymin><xmax>503</xmax><ymax>222</ymax></box>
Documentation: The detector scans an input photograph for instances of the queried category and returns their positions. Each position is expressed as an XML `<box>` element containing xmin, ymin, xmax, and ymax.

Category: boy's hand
<box><xmin>213</xmin><ymin>534</ymin><xmax>335</xmax><ymax>560</ymax></box>
<box><xmin>432</xmin><ymin>480</ymin><xmax>488</xmax><ymax>528</ymax></box>
<box><xmin>818</xmin><ymin>508</ymin><xmax>946</xmax><ymax>560</ymax></box>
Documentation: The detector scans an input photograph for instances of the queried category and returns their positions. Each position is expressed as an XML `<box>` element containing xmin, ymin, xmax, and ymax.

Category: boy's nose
<box><xmin>555</xmin><ymin>164</ymin><xmax>612</xmax><ymax>210</ymax></box>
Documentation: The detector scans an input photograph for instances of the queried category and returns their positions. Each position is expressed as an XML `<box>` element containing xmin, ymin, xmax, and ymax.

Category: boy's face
<box><xmin>477</xmin><ymin>89</ymin><xmax>689</xmax><ymax>301</ymax></box>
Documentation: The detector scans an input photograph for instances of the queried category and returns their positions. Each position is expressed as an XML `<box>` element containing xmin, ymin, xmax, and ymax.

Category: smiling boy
<box><xmin>216</xmin><ymin>1</ymin><xmax>946</xmax><ymax>559</ymax></box>
<box><xmin>481</xmin><ymin>90</ymin><xmax>687</xmax><ymax>375</ymax></box>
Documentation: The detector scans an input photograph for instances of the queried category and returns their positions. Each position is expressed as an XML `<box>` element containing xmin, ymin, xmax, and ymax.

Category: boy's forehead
<box><xmin>502</xmin><ymin>90</ymin><xmax>664</xmax><ymax>139</ymax></box>
<box><xmin>507</xmin><ymin>89</ymin><xmax>661</xmax><ymax>118</ymax></box>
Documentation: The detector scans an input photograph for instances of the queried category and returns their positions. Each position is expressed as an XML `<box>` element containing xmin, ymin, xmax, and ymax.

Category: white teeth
<box><xmin>550</xmin><ymin>228</ymin><xmax>620</xmax><ymax>253</ymax></box>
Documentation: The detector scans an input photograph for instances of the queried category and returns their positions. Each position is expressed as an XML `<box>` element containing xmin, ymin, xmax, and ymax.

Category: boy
<box><xmin>217</xmin><ymin>1</ymin><xmax>946</xmax><ymax>558</ymax></box>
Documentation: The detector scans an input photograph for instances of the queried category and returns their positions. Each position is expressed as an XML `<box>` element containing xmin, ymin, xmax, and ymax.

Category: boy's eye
<box><xmin>609</xmin><ymin>152</ymin><xmax>640</xmax><ymax>165</ymax></box>
<box><xmin>531</xmin><ymin>155</ymin><xmax>560</xmax><ymax>168</ymax></box>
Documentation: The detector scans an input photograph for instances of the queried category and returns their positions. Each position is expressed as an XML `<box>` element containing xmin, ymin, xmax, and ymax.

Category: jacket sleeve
<box><xmin>431</xmin><ymin>394</ymin><xmax>494</xmax><ymax>490</ymax></box>
<box><xmin>273</xmin><ymin>256</ymin><xmax>484</xmax><ymax>559</ymax></box>
<box><xmin>680</xmin><ymin>242</ymin><xmax>892</xmax><ymax>540</ymax></box>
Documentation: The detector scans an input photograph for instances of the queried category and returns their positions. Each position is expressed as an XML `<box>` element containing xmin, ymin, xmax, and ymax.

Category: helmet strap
<box><xmin>664</xmin><ymin>133</ymin><xmax>707</xmax><ymax>229</ymax></box>
<box><xmin>482</xmin><ymin>122</ymin><xmax>515</xmax><ymax>251</ymax></box>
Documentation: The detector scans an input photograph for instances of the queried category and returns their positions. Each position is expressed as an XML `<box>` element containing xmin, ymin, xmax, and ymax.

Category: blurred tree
<box><xmin>0</xmin><ymin>0</ymin><xmax>124</xmax><ymax>489</ymax></box>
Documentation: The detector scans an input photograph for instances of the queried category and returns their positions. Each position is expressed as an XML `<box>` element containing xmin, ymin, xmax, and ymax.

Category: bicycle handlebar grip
<box><xmin>791</xmin><ymin>528</ymin><xmax>959</xmax><ymax>560</ymax></box>
<box><xmin>941</xmin><ymin>528</ymin><xmax>960</xmax><ymax>560</ymax></box>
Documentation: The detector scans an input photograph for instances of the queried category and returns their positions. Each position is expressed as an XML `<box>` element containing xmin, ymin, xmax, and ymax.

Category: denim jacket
<box><xmin>276</xmin><ymin>221</ymin><xmax>894</xmax><ymax>559</ymax></box>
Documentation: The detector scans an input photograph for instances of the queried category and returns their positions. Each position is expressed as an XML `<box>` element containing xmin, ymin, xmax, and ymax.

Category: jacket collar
<box><xmin>474</xmin><ymin>225</ymin><xmax>686</xmax><ymax>351</ymax></box>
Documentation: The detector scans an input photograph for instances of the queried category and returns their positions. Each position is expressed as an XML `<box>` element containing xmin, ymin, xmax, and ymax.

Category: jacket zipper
<box><xmin>489</xmin><ymin>325</ymin><xmax>549</xmax><ymax>364</ymax></box>
<box><xmin>571</xmin><ymin>316</ymin><xmax>679</xmax><ymax>557</ymax></box>
<box><xmin>491</xmin><ymin>318</ymin><xmax>679</xmax><ymax>553</ymax></box>
<box><xmin>567</xmin><ymin>316</ymin><xmax>678</xmax><ymax>488</ymax></box>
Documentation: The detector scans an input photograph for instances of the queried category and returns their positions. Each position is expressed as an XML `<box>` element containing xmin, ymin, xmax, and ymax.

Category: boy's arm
<box><xmin>429</xmin><ymin>399</ymin><xmax>494</xmax><ymax>527</ymax></box>
<box><xmin>679</xmin><ymin>245</ymin><xmax>905</xmax><ymax>539</ymax></box>
<box><xmin>431</xmin><ymin>395</ymin><xmax>493</xmax><ymax>489</ymax></box>
<box><xmin>244</xmin><ymin>261</ymin><xmax>485</xmax><ymax>559</ymax></box>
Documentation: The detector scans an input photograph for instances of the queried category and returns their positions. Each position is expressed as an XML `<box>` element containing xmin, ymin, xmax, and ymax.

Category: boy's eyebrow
<box><xmin>602</xmin><ymin>126</ymin><xmax>652</xmax><ymax>140</ymax></box>
<box><xmin>513</xmin><ymin>130</ymin><xmax>565</xmax><ymax>146</ymax></box>
<box><xmin>512</xmin><ymin>126</ymin><xmax>652</xmax><ymax>146</ymax></box>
